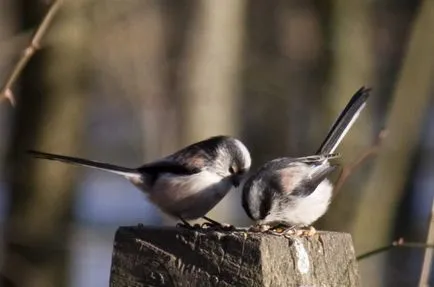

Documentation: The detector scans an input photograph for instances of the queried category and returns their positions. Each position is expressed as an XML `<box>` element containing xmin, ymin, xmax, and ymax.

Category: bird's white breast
<box><xmin>263</xmin><ymin>179</ymin><xmax>333</xmax><ymax>226</ymax></box>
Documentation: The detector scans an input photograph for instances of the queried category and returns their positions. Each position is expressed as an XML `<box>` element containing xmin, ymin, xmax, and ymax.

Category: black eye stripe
<box><xmin>259</xmin><ymin>189</ymin><xmax>272</xmax><ymax>220</ymax></box>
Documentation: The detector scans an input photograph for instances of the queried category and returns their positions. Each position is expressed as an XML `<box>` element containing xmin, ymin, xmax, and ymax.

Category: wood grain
<box><xmin>110</xmin><ymin>226</ymin><xmax>360</xmax><ymax>287</ymax></box>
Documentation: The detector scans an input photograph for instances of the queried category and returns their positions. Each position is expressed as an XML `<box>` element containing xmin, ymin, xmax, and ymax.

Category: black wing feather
<box><xmin>291</xmin><ymin>165</ymin><xmax>338</xmax><ymax>197</ymax></box>
<box><xmin>139</xmin><ymin>161</ymin><xmax>201</xmax><ymax>175</ymax></box>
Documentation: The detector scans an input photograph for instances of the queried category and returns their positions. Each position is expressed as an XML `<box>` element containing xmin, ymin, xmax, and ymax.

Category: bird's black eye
<box><xmin>229</xmin><ymin>166</ymin><xmax>235</xmax><ymax>174</ymax></box>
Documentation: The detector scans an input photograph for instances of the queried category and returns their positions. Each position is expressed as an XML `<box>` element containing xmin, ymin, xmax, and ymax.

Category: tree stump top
<box><xmin>110</xmin><ymin>226</ymin><xmax>360</xmax><ymax>287</ymax></box>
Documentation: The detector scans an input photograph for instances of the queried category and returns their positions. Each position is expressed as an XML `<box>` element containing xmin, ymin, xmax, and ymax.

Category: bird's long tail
<box><xmin>316</xmin><ymin>86</ymin><xmax>371</xmax><ymax>155</ymax></box>
<box><xmin>28</xmin><ymin>150</ymin><xmax>140</xmax><ymax>177</ymax></box>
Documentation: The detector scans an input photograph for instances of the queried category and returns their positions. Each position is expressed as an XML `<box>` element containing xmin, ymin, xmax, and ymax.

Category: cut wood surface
<box><xmin>110</xmin><ymin>226</ymin><xmax>360</xmax><ymax>287</ymax></box>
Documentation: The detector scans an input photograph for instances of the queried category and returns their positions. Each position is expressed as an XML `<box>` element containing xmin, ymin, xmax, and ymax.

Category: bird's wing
<box><xmin>263</xmin><ymin>157</ymin><xmax>338</xmax><ymax>197</ymax></box>
<box><xmin>164</xmin><ymin>135</ymin><xmax>232</xmax><ymax>170</ymax></box>
<box><xmin>261</xmin><ymin>154</ymin><xmax>340</xmax><ymax>171</ymax></box>
<box><xmin>138</xmin><ymin>160</ymin><xmax>201</xmax><ymax>176</ymax></box>
<box><xmin>261</xmin><ymin>158</ymin><xmax>311</xmax><ymax>194</ymax></box>
<box><xmin>291</xmin><ymin>164</ymin><xmax>338</xmax><ymax>197</ymax></box>
<box><xmin>139</xmin><ymin>136</ymin><xmax>235</xmax><ymax>185</ymax></box>
<box><xmin>138</xmin><ymin>159</ymin><xmax>202</xmax><ymax>186</ymax></box>
<box><xmin>292</xmin><ymin>153</ymin><xmax>341</xmax><ymax>165</ymax></box>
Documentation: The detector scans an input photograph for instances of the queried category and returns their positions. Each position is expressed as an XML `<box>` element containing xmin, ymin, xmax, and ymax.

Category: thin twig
<box><xmin>0</xmin><ymin>0</ymin><xmax>63</xmax><ymax>106</ymax></box>
<box><xmin>333</xmin><ymin>129</ymin><xmax>388</xmax><ymax>197</ymax></box>
<box><xmin>357</xmin><ymin>238</ymin><xmax>434</xmax><ymax>261</ymax></box>
<box><xmin>419</xmin><ymin>195</ymin><xmax>434</xmax><ymax>286</ymax></box>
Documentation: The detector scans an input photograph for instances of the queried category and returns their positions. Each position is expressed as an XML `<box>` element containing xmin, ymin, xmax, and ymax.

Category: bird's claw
<box><xmin>301</xmin><ymin>226</ymin><xmax>317</xmax><ymax>237</ymax></box>
<box><xmin>249</xmin><ymin>224</ymin><xmax>317</xmax><ymax>238</ymax></box>
<box><xmin>279</xmin><ymin>226</ymin><xmax>317</xmax><ymax>238</ymax></box>
<box><xmin>201</xmin><ymin>221</ymin><xmax>235</xmax><ymax>231</ymax></box>
<box><xmin>176</xmin><ymin>216</ymin><xmax>236</xmax><ymax>231</ymax></box>
<box><xmin>176</xmin><ymin>222</ymin><xmax>202</xmax><ymax>230</ymax></box>
<box><xmin>201</xmin><ymin>216</ymin><xmax>235</xmax><ymax>231</ymax></box>
<box><xmin>248</xmin><ymin>224</ymin><xmax>272</xmax><ymax>232</ymax></box>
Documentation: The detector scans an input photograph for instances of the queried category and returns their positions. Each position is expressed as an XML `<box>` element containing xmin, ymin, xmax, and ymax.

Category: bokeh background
<box><xmin>0</xmin><ymin>0</ymin><xmax>434</xmax><ymax>286</ymax></box>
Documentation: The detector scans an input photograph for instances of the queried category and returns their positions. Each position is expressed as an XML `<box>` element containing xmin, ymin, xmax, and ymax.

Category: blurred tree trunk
<box><xmin>242</xmin><ymin>1</ymin><xmax>326</xmax><ymax>163</ymax></box>
<box><xmin>240</xmin><ymin>1</ymin><xmax>284</xmax><ymax>167</ymax></box>
<box><xmin>319</xmin><ymin>0</ymin><xmax>374</xmax><ymax>230</ymax></box>
<box><xmin>276</xmin><ymin>1</ymin><xmax>327</xmax><ymax>156</ymax></box>
<box><xmin>179</xmin><ymin>0</ymin><xmax>246</xmax><ymax>143</ymax></box>
<box><xmin>177</xmin><ymin>0</ymin><xmax>247</xmax><ymax>223</ymax></box>
<box><xmin>137</xmin><ymin>2</ymin><xmax>173</xmax><ymax>160</ymax></box>
<box><xmin>2</xmin><ymin>1</ymin><xmax>88</xmax><ymax>286</ymax></box>
<box><xmin>352</xmin><ymin>1</ymin><xmax>434</xmax><ymax>286</ymax></box>
<box><xmin>87</xmin><ymin>1</ymin><xmax>188</xmax><ymax>162</ymax></box>
<box><xmin>317</xmin><ymin>1</ymin><xmax>376</xmax><ymax>284</ymax></box>
<box><xmin>106</xmin><ymin>1</ymin><xmax>171</xmax><ymax>161</ymax></box>
<box><xmin>239</xmin><ymin>1</ymin><xmax>326</xmax><ymax>225</ymax></box>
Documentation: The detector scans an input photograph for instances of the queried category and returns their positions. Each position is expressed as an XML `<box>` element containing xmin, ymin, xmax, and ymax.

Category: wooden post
<box><xmin>109</xmin><ymin>226</ymin><xmax>360</xmax><ymax>287</ymax></box>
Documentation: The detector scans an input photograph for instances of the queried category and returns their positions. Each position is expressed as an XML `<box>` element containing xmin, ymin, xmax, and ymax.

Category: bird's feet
<box><xmin>278</xmin><ymin>225</ymin><xmax>317</xmax><ymax>238</ymax></box>
<box><xmin>201</xmin><ymin>216</ymin><xmax>235</xmax><ymax>231</ymax></box>
<box><xmin>249</xmin><ymin>224</ymin><xmax>316</xmax><ymax>238</ymax></box>
<box><xmin>248</xmin><ymin>224</ymin><xmax>272</xmax><ymax>232</ymax></box>
<box><xmin>276</xmin><ymin>225</ymin><xmax>316</xmax><ymax>238</ymax></box>
<box><xmin>175</xmin><ymin>217</ymin><xmax>235</xmax><ymax>231</ymax></box>
<box><xmin>176</xmin><ymin>222</ymin><xmax>201</xmax><ymax>230</ymax></box>
<box><xmin>302</xmin><ymin>226</ymin><xmax>317</xmax><ymax>237</ymax></box>
<box><xmin>176</xmin><ymin>217</ymin><xmax>202</xmax><ymax>230</ymax></box>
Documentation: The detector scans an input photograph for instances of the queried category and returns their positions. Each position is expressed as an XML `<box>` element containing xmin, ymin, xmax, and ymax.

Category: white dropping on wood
<box><xmin>293</xmin><ymin>238</ymin><xmax>310</xmax><ymax>274</ymax></box>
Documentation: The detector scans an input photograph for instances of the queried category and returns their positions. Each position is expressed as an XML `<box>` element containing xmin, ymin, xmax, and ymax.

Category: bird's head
<box><xmin>199</xmin><ymin>136</ymin><xmax>251</xmax><ymax>187</ymax></box>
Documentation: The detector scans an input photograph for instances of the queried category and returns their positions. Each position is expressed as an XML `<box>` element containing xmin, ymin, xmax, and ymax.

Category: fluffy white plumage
<box><xmin>261</xmin><ymin>179</ymin><xmax>333</xmax><ymax>226</ymax></box>
<box><xmin>29</xmin><ymin>135</ymin><xmax>251</xmax><ymax>222</ymax></box>
<box><xmin>242</xmin><ymin>87</ymin><xmax>371</xmax><ymax>228</ymax></box>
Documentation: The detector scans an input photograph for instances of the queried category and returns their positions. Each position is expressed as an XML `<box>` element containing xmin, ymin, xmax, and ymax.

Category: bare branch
<box><xmin>0</xmin><ymin>0</ymin><xmax>63</xmax><ymax>106</ymax></box>
<box><xmin>357</xmin><ymin>238</ymin><xmax>434</xmax><ymax>261</ymax></box>
<box><xmin>333</xmin><ymin>129</ymin><xmax>388</xmax><ymax>197</ymax></box>
<box><xmin>419</xmin><ymin>195</ymin><xmax>434</xmax><ymax>285</ymax></box>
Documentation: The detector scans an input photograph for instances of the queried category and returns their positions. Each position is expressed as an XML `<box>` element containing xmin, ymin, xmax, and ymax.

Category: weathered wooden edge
<box><xmin>109</xmin><ymin>226</ymin><xmax>361</xmax><ymax>287</ymax></box>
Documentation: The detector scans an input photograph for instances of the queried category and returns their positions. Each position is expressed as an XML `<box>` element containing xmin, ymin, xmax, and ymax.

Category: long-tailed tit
<box><xmin>242</xmin><ymin>87</ymin><xmax>371</xmax><ymax>233</ymax></box>
<box><xmin>29</xmin><ymin>135</ymin><xmax>251</xmax><ymax>227</ymax></box>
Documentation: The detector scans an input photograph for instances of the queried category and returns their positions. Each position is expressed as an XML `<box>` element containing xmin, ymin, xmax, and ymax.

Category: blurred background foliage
<box><xmin>0</xmin><ymin>0</ymin><xmax>433</xmax><ymax>286</ymax></box>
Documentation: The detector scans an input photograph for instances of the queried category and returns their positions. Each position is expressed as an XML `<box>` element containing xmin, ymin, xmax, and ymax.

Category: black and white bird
<box><xmin>29</xmin><ymin>135</ymin><xmax>251</xmax><ymax>226</ymax></box>
<box><xmin>242</xmin><ymin>87</ymin><xmax>371</xmax><ymax>232</ymax></box>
